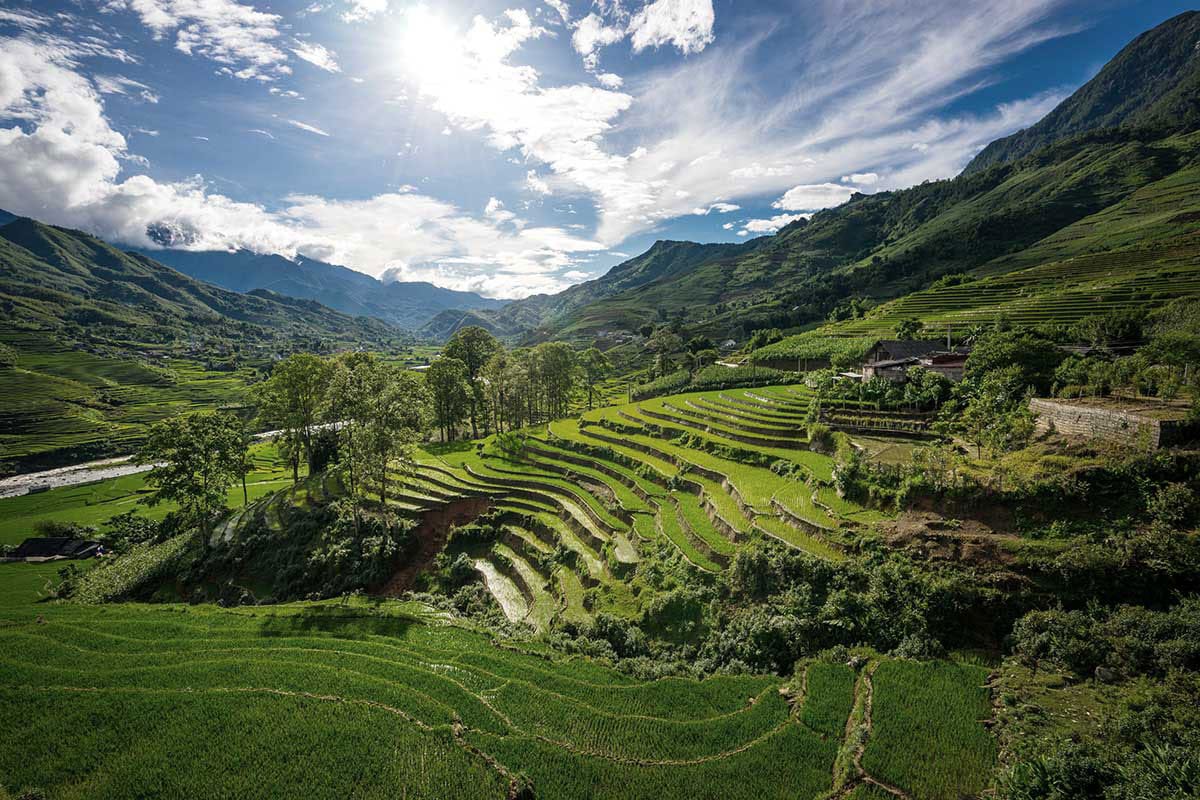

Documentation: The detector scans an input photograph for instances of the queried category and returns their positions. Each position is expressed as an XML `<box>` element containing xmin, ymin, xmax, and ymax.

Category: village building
<box><xmin>857</xmin><ymin>340</ymin><xmax>971</xmax><ymax>383</ymax></box>
<box><xmin>5</xmin><ymin>537</ymin><xmax>103</xmax><ymax>563</ymax></box>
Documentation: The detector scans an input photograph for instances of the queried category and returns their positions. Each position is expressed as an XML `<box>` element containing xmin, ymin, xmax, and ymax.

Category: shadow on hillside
<box><xmin>424</xmin><ymin>440</ymin><xmax>476</xmax><ymax>457</ymax></box>
<box><xmin>254</xmin><ymin>603</ymin><xmax>419</xmax><ymax>640</ymax></box>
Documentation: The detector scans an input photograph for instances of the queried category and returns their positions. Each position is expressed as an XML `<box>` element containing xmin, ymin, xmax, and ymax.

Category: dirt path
<box><xmin>828</xmin><ymin>662</ymin><xmax>912</xmax><ymax>800</ymax></box>
<box><xmin>378</xmin><ymin>497</ymin><xmax>492</xmax><ymax>597</ymax></box>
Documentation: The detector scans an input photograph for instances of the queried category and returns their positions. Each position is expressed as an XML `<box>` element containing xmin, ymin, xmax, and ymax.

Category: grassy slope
<box><xmin>821</xmin><ymin>140</ymin><xmax>1200</xmax><ymax>337</ymax></box>
<box><xmin>0</xmin><ymin>560</ymin><xmax>996</xmax><ymax>800</ymax></box>
<box><xmin>0</xmin><ymin>217</ymin><xmax>408</xmax><ymax>471</ymax></box>
<box><xmin>0</xmin><ymin>441</ymin><xmax>299</xmax><ymax>546</ymax></box>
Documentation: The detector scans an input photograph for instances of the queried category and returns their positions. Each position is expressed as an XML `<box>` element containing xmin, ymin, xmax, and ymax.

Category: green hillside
<box><xmin>420</xmin><ymin>239</ymin><xmax>756</xmax><ymax>341</ymax></box>
<box><xmin>965</xmin><ymin>11</ymin><xmax>1200</xmax><ymax>173</ymax></box>
<box><xmin>454</xmin><ymin>12</ymin><xmax>1200</xmax><ymax>348</ymax></box>
<box><xmin>0</xmin><ymin>217</ymin><xmax>407</xmax><ymax>472</ymax></box>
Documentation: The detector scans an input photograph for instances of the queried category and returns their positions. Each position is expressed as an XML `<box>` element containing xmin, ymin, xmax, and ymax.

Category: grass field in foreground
<box><xmin>0</xmin><ymin>564</ymin><xmax>996</xmax><ymax>800</ymax></box>
<box><xmin>0</xmin><ymin>442</ymin><xmax>300</xmax><ymax>547</ymax></box>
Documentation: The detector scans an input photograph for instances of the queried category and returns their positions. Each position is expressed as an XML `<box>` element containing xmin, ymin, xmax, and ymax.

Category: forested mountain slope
<box><xmin>0</xmin><ymin>217</ymin><xmax>399</xmax><ymax>350</ymax></box>
<box><xmin>420</xmin><ymin>239</ymin><xmax>756</xmax><ymax>340</ymax></box>
<box><xmin>965</xmin><ymin>10</ymin><xmax>1200</xmax><ymax>173</ymax></box>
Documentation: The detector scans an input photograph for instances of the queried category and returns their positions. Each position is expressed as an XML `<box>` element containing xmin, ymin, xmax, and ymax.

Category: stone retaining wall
<box><xmin>1028</xmin><ymin>398</ymin><xmax>1194</xmax><ymax>449</ymax></box>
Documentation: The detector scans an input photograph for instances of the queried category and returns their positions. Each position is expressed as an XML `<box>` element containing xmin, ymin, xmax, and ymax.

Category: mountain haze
<box><xmin>142</xmin><ymin>248</ymin><xmax>505</xmax><ymax>330</ymax></box>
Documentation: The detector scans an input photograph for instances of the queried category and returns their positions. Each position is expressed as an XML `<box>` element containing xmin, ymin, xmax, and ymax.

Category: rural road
<box><xmin>0</xmin><ymin>426</ymin><xmax>305</xmax><ymax>501</ymax></box>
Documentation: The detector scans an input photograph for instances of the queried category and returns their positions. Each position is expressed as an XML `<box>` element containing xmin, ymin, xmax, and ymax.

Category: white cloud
<box><xmin>342</xmin><ymin>0</ymin><xmax>388</xmax><ymax>23</ymax></box>
<box><xmin>194</xmin><ymin>135</ymin><xmax>210</xmax><ymax>141</ymax></box>
<box><xmin>544</xmin><ymin>0</ymin><xmax>570</xmax><ymax>24</ymax></box>
<box><xmin>740</xmin><ymin>213</ymin><xmax>808</xmax><ymax>235</ymax></box>
<box><xmin>628</xmin><ymin>0</ymin><xmax>714</xmax><ymax>55</ymax></box>
<box><xmin>525</xmin><ymin>170</ymin><xmax>551</xmax><ymax>195</ymax></box>
<box><xmin>690</xmin><ymin>202</ymin><xmax>739</xmax><ymax>215</ymax></box>
<box><xmin>248</xmin><ymin>128</ymin><xmax>274</xmax><ymax>139</ymax></box>
<box><xmin>0</xmin><ymin>8</ymin><xmax>51</xmax><ymax>29</ymax></box>
<box><xmin>841</xmin><ymin>172</ymin><xmax>879</xmax><ymax>185</ymax></box>
<box><xmin>773</xmin><ymin>183</ymin><xmax>856</xmax><ymax>212</ymax></box>
<box><xmin>596</xmin><ymin>72</ymin><xmax>623</xmax><ymax>89</ymax></box>
<box><xmin>0</xmin><ymin>34</ymin><xmax>604</xmax><ymax>298</ymax></box>
<box><xmin>291</xmin><ymin>41</ymin><xmax>339</xmax><ymax>72</ymax></box>
<box><xmin>105</xmin><ymin>0</ymin><xmax>291</xmax><ymax>81</ymax></box>
<box><xmin>562</xmin><ymin>269</ymin><xmax>589</xmax><ymax>281</ymax></box>
<box><xmin>93</xmin><ymin>74</ymin><xmax>159</xmax><ymax>103</ymax></box>
<box><xmin>287</xmin><ymin>119</ymin><xmax>330</xmax><ymax>136</ymax></box>
<box><xmin>269</xmin><ymin>87</ymin><xmax>304</xmax><ymax>99</ymax></box>
<box><xmin>572</xmin><ymin>13</ymin><xmax>625</xmax><ymax>69</ymax></box>
<box><xmin>391</xmin><ymin>2</ymin><xmax>1070</xmax><ymax>251</ymax></box>
<box><xmin>484</xmin><ymin>196</ymin><xmax>524</xmax><ymax>227</ymax></box>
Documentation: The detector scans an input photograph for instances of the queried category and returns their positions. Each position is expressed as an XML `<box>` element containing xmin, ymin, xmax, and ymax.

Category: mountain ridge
<box><xmin>0</xmin><ymin>215</ymin><xmax>401</xmax><ymax>351</ymax></box>
<box><xmin>964</xmin><ymin>10</ymin><xmax>1200</xmax><ymax>173</ymax></box>
<box><xmin>139</xmin><ymin>247</ymin><xmax>505</xmax><ymax>331</ymax></box>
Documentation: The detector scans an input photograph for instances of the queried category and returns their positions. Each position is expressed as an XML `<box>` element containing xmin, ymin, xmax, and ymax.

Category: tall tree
<box><xmin>425</xmin><ymin>357</ymin><xmax>470</xmax><ymax>442</ymax></box>
<box><xmin>580</xmin><ymin>347</ymin><xmax>611</xmax><ymax>410</ymax></box>
<box><xmin>253</xmin><ymin>353</ymin><xmax>332</xmax><ymax>483</ymax></box>
<box><xmin>535</xmin><ymin>342</ymin><xmax>578</xmax><ymax>420</ymax></box>
<box><xmin>482</xmin><ymin>350</ymin><xmax>511</xmax><ymax>433</ymax></box>
<box><xmin>323</xmin><ymin>352</ymin><xmax>381</xmax><ymax>526</ymax></box>
<box><xmin>366</xmin><ymin>370</ymin><xmax>432</xmax><ymax>506</ymax></box>
<box><xmin>444</xmin><ymin>326</ymin><xmax>501</xmax><ymax>439</ymax></box>
<box><xmin>136</xmin><ymin>410</ymin><xmax>248</xmax><ymax>546</ymax></box>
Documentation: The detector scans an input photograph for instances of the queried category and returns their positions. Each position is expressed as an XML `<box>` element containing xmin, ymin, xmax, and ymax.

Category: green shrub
<box><xmin>72</xmin><ymin>533</ymin><xmax>193</xmax><ymax>603</ymax></box>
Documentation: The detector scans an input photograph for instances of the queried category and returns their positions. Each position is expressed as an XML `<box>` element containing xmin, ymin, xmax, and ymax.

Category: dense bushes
<box><xmin>999</xmin><ymin>674</ymin><xmax>1200</xmax><ymax>800</ymax></box>
<box><xmin>176</xmin><ymin>499</ymin><xmax>414</xmax><ymax>602</ymax></box>
<box><xmin>1011</xmin><ymin>599</ymin><xmax>1200</xmax><ymax>679</ymax></box>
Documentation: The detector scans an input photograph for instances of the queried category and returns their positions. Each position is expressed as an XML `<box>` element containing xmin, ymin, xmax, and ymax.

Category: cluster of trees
<box><xmin>807</xmin><ymin>366</ymin><xmax>954</xmax><ymax>412</ymax></box>
<box><xmin>424</xmin><ymin>327</ymin><xmax>611</xmax><ymax>440</ymax></box>
<box><xmin>135</xmin><ymin>349</ymin><xmax>436</xmax><ymax>544</ymax></box>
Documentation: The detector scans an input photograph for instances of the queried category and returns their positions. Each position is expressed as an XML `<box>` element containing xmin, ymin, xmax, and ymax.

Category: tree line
<box><xmin>424</xmin><ymin>326</ymin><xmax>610</xmax><ymax>441</ymax></box>
<box><xmin>133</xmin><ymin>326</ymin><xmax>613</xmax><ymax>540</ymax></box>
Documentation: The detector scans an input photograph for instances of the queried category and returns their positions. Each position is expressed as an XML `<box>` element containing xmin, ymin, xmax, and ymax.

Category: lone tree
<box><xmin>136</xmin><ymin>410</ymin><xmax>248</xmax><ymax>546</ymax></box>
<box><xmin>444</xmin><ymin>326</ymin><xmax>501</xmax><ymax>439</ymax></box>
<box><xmin>581</xmin><ymin>347</ymin><xmax>612</xmax><ymax>410</ymax></box>
<box><xmin>253</xmin><ymin>353</ymin><xmax>331</xmax><ymax>483</ymax></box>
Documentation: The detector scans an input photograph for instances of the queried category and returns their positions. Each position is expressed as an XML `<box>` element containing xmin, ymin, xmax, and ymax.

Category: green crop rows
<box><xmin>0</xmin><ymin>564</ymin><xmax>996</xmax><ymax>799</ymax></box>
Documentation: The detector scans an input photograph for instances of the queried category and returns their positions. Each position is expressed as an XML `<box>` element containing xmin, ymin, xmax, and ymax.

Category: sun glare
<box><xmin>397</xmin><ymin>5</ymin><xmax>462</xmax><ymax>86</ymax></box>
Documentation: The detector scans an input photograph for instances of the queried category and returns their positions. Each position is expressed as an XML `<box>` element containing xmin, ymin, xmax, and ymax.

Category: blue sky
<box><xmin>0</xmin><ymin>0</ymin><xmax>1193</xmax><ymax>297</ymax></box>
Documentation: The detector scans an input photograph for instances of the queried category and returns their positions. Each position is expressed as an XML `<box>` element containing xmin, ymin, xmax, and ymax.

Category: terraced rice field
<box><xmin>0</xmin><ymin>563</ymin><xmax>995</xmax><ymax>799</ymax></box>
<box><xmin>826</xmin><ymin>245</ymin><xmax>1200</xmax><ymax>337</ymax></box>
<box><xmin>383</xmin><ymin>385</ymin><xmax>888</xmax><ymax>629</ymax></box>
<box><xmin>0</xmin><ymin>330</ymin><xmax>257</xmax><ymax>471</ymax></box>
